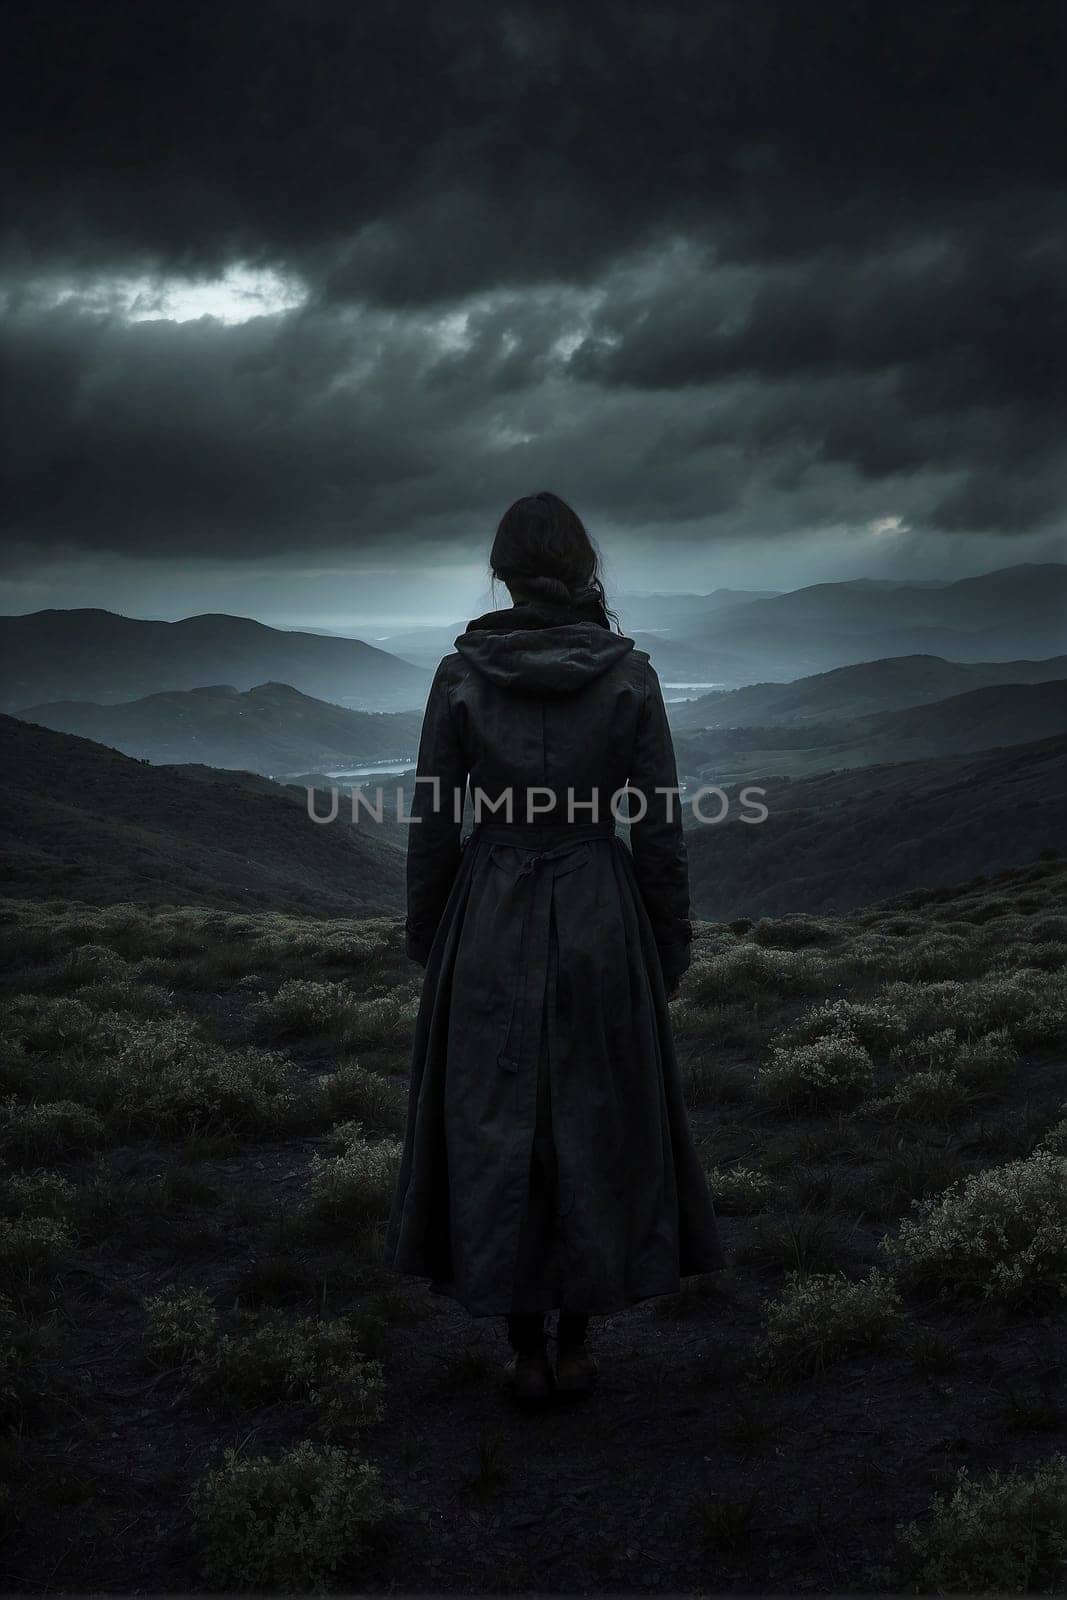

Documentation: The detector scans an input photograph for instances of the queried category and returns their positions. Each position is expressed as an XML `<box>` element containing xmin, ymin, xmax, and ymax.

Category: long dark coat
<box><xmin>383</xmin><ymin>595</ymin><xmax>726</xmax><ymax>1317</ymax></box>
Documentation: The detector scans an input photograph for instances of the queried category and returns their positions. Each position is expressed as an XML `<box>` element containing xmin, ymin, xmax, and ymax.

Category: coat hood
<box><xmin>453</xmin><ymin>599</ymin><xmax>636</xmax><ymax>694</ymax></box>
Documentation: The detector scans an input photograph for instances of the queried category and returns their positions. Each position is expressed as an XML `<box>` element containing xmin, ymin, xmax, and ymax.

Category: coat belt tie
<box><xmin>483</xmin><ymin>825</ymin><xmax>615</xmax><ymax>1074</ymax></box>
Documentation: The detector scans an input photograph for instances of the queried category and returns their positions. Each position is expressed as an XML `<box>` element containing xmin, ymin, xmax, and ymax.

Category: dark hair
<box><xmin>489</xmin><ymin>491</ymin><xmax>622</xmax><ymax>632</ymax></box>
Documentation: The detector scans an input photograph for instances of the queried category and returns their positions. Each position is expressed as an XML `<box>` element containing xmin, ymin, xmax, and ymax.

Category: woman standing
<box><xmin>384</xmin><ymin>492</ymin><xmax>726</xmax><ymax>1403</ymax></box>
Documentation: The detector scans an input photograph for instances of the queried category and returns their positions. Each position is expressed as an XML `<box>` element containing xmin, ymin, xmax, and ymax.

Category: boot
<box><xmin>504</xmin><ymin>1346</ymin><xmax>556</xmax><ymax>1403</ymax></box>
<box><xmin>554</xmin><ymin>1340</ymin><xmax>599</xmax><ymax>1394</ymax></box>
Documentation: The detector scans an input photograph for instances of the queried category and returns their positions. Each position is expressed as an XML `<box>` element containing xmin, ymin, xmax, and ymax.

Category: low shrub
<box><xmin>1035</xmin><ymin>1106</ymin><xmax>1067</xmax><ymax>1157</ymax></box>
<box><xmin>312</xmin><ymin>1062</ymin><xmax>406</xmax><ymax>1134</ymax></box>
<box><xmin>0</xmin><ymin>1098</ymin><xmax>106</xmax><ymax>1161</ymax></box>
<box><xmin>187</xmin><ymin>1439</ymin><xmax>399</xmax><ymax>1591</ymax></box>
<box><xmin>142</xmin><ymin>1286</ymin><xmax>220</xmax><ymax>1368</ymax></box>
<box><xmin>749</xmin><ymin>914</ymin><xmax>840</xmax><ymax>949</ymax></box>
<box><xmin>895</xmin><ymin>1452</ymin><xmax>1067</xmax><ymax>1595</ymax></box>
<box><xmin>305</xmin><ymin>1125</ymin><xmax>402</xmax><ymax>1235</ymax></box>
<box><xmin>705</xmin><ymin>1163</ymin><xmax>778</xmax><ymax>1215</ymax></box>
<box><xmin>756</xmin><ymin>1035</ymin><xmax>875</xmax><ymax>1111</ymax></box>
<box><xmin>113</xmin><ymin>1018</ymin><xmax>298</xmax><ymax>1138</ymax></box>
<box><xmin>0</xmin><ymin>1169</ymin><xmax>77</xmax><ymax>1220</ymax></box>
<box><xmin>686</xmin><ymin>943</ymin><xmax>823</xmax><ymax>1008</ymax></box>
<box><xmin>860</xmin><ymin>1069</ymin><xmax>972</xmax><ymax>1124</ymax></box>
<box><xmin>772</xmin><ymin>997</ymin><xmax>908</xmax><ymax>1055</ymax></box>
<box><xmin>750</xmin><ymin>1267</ymin><xmax>903</xmax><ymax>1380</ymax></box>
<box><xmin>197</xmin><ymin>1309</ymin><xmax>385</xmax><ymax>1435</ymax></box>
<box><xmin>880</xmin><ymin>1150</ymin><xmax>1067</xmax><ymax>1306</ymax></box>
<box><xmin>0</xmin><ymin>1215</ymin><xmax>72</xmax><ymax>1288</ymax></box>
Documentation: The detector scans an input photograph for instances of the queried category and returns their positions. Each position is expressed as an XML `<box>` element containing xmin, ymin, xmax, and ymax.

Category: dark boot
<box><xmin>554</xmin><ymin>1310</ymin><xmax>598</xmax><ymax>1394</ymax></box>
<box><xmin>503</xmin><ymin>1313</ymin><xmax>555</xmax><ymax>1404</ymax></box>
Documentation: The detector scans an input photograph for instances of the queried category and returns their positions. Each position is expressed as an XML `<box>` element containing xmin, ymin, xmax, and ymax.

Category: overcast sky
<box><xmin>3</xmin><ymin>1</ymin><xmax>1064</xmax><ymax>628</ymax></box>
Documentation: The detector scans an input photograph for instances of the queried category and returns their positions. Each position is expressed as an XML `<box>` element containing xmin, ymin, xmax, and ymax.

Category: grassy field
<box><xmin>1</xmin><ymin>853</ymin><xmax>1065</xmax><ymax>1593</ymax></box>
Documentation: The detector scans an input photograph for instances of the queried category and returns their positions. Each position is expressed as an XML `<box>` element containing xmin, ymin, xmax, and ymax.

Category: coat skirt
<box><xmin>384</xmin><ymin>812</ymin><xmax>728</xmax><ymax>1317</ymax></box>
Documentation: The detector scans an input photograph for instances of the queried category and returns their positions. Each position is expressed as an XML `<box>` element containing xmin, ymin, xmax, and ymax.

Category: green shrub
<box><xmin>687</xmin><ymin>943</ymin><xmax>822</xmax><ymax>1007</ymax></box>
<box><xmin>951</xmin><ymin>1027</ymin><xmax>1020</xmax><ymax>1089</ymax></box>
<box><xmin>887</xmin><ymin>1027</ymin><xmax>960</xmax><ymax>1074</ymax></box>
<box><xmin>188</xmin><ymin>1439</ymin><xmax>398</xmax><ymax>1591</ymax></box>
<box><xmin>313</xmin><ymin>1062</ymin><xmax>406</xmax><ymax>1134</ymax></box>
<box><xmin>895</xmin><ymin>1453</ymin><xmax>1067</xmax><ymax>1595</ymax></box>
<box><xmin>0</xmin><ymin>994</ymin><xmax>99</xmax><ymax>1048</ymax></box>
<box><xmin>0</xmin><ymin>1097</ymin><xmax>106</xmax><ymax>1161</ymax></box>
<box><xmin>257</xmin><ymin>981</ymin><xmax>416</xmax><ymax>1047</ymax></box>
<box><xmin>113</xmin><ymin>1018</ymin><xmax>298</xmax><ymax>1138</ymax></box>
<box><xmin>749</xmin><ymin>914</ymin><xmax>840</xmax><ymax>949</ymax></box>
<box><xmin>885</xmin><ymin>932</ymin><xmax>974</xmax><ymax>980</ymax></box>
<box><xmin>756</xmin><ymin>1035</ymin><xmax>875</xmax><ymax>1111</ymax></box>
<box><xmin>0</xmin><ymin>1215</ymin><xmax>72</xmax><ymax>1287</ymax></box>
<box><xmin>257</xmin><ymin>979</ymin><xmax>366</xmax><ymax>1040</ymax></box>
<box><xmin>0</xmin><ymin>1169</ymin><xmax>77</xmax><ymax>1219</ymax></box>
<box><xmin>860</xmin><ymin>1069</ymin><xmax>972</xmax><ymax>1124</ymax></box>
<box><xmin>1036</xmin><ymin>1105</ymin><xmax>1067</xmax><ymax>1157</ymax></box>
<box><xmin>76</xmin><ymin>975</ymin><xmax>175</xmax><ymax>1016</ymax></box>
<box><xmin>198</xmin><ymin>1310</ymin><xmax>385</xmax><ymax>1435</ymax></box>
<box><xmin>875</xmin><ymin>970</ymin><xmax>1066</xmax><ymax>1054</ymax></box>
<box><xmin>705</xmin><ymin>1163</ymin><xmax>777</xmax><ymax>1215</ymax></box>
<box><xmin>1</xmin><ymin>1005</ymin><xmax>300</xmax><ymax>1141</ymax></box>
<box><xmin>59</xmin><ymin>943</ymin><xmax>131</xmax><ymax>984</ymax></box>
<box><xmin>305</xmin><ymin>1126</ymin><xmax>402</xmax><ymax>1235</ymax></box>
<box><xmin>750</xmin><ymin>1268</ymin><xmax>903</xmax><ymax>1380</ymax></box>
<box><xmin>142</xmin><ymin>1286</ymin><xmax>220</xmax><ymax>1367</ymax></box>
<box><xmin>880</xmin><ymin>1150</ymin><xmax>1067</xmax><ymax>1306</ymax></box>
<box><xmin>773</xmin><ymin>998</ymin><xmax>908</xmax><ymax>1055</ymax></box>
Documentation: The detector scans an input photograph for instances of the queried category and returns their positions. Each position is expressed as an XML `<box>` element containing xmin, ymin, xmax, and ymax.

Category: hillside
<box><xmin>0</xmin><ymin>609</ymin><xmax>431</xmax><ymax>713</ymax></box>
<box><xmin>669</xmin><ymin>652</ymin><xmax>1067</xmax><ymax>731</ymax></box>
<box><xmin>0</xmin><ymin>714</ymin><xmax>405</xmax><ymax>914</ymax></box>
<box><xmin>1</xmin><ymin>850</ymin><xmax>1064</xmax><ymax>1594</ymax></box>
<box><xmin>672</xmin><ymin>679</ymin><xmax>1067</xmax><ymax>786</ymax></box>
<box><xmin>20</xmin><ymin>681</ymin><xmax>423</xmax><ymax>777</ymax></box>
<box><xmin>659</xmin><ymin>563</ymin><xmax>1067</xmax><ymax>684</ymax></box>
<box><xmin>684</xmin><ymin>731</ymin><xmax>1067</xmax><ymax>919</ymax></box>
<box><xmin>704</xmin><ymin>562</ymin><xmax>1067</xmax><ymax>640</ymax></box>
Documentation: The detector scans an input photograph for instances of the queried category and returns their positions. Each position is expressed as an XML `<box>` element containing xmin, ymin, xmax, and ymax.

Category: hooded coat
<box><xmin>383</xmin><ymin>595</ymin><xmax>726</xmax><ymax>1317</ymax></box>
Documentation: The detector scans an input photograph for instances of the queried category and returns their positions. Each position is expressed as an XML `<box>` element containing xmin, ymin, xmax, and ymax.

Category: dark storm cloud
<box><xmin>5</xmin><ymin>1</ymin><xmax>1061</xmax><ymax>297</ymax></box>
<box><xmin>2</xmin><ymin>0</ymin><xmax>1064</xmax><ymax>565</ymax></box>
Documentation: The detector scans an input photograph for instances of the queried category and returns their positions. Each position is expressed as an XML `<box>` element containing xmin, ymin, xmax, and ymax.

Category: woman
<box><xmin>384</xmin><ymin>491</ymin><xmax>726</xmax><ymax>1404</ymax></box>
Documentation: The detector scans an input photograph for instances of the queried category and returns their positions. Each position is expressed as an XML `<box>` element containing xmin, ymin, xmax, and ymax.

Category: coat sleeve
<box><xmin>628</xmin><ymin>659</ymin><xmax>694</xmax><ymax>988</ymax></box>
<box><xmin>404</xmin><ymin>657</ymin><xmax>469</xmax><ymax>967</ymax></box>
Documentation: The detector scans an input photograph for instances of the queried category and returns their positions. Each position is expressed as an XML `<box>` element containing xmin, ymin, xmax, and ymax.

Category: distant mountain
<box><xmin>0</xmin><ymin>609</ymin><xmax>431</xmax><ymax>713</ymax></box>
<box><xmin>20</xmin><ymin>682</ymin><xmax>423</xmax><ymax>778</ymax></box>
<box><xmin>0</xmin><ymin>715</ymin><xmax>405</xmax><ymax>914</ymax></box>
<box><xmin>684</xmin><ymin>732</ymin><xmax>1067</xmax><ymax>920</ymax></box>
<box><xmin>274</xmin><ymin>565</ymin><xmax>1067</xmax><ymax>691</ymax></box>
<box><xmin>367</xmin><ymin>622</ymin><xmax>470</xmax><ymax>671</ymax></box>
<box><xmin>368</xmin><ymin>589</ymin><xmax>781</xmax><ymax>673</ymax></box>
<box><xmin>706</xmin><ymin>562</ymin><xmax>1067</xmax><ymax>636</ymax></box>
<box><xmin>664</xmin><ymin>563</ymin><xmax>1067</xmax><ymax>684</ymax></box>
<box><xmin>669</xmin><ymin>652</ymin><xmax>1067</xmax><ymax>731</ymax></box>
<box><xmin>671</xmin><ymin>679</ymin><xmax>1067</xmax><ymax>787</ymax></box>
<box><xmin>611</xmin><ymin>588</ymin><xmax>781</xmax><ymax>632</ymax></box>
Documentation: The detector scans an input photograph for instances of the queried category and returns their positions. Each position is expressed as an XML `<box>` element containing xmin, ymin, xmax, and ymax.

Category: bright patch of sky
<box><xmin>16</xmin><ymin>264</ymin><xmax>308</xmax><ymax>324</ymax></box>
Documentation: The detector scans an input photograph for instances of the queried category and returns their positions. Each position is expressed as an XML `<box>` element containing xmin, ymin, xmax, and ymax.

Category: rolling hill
<box><xmin>0</xmin><ymin>609</ymin><xmax>431</xmax><ymax>713</ymax></box>
<box><xmin>668</xmin><ymin>652</ymin><xmax>1067</xmax><ymax>731</ymax></box>
<box><xmin>658</xmin><ymin>563</ymin><xmax>1067</xmax><ymax>685</ymax></box>
<box><xmin>19</xmin><ymin>681</ymin><xmax>423</xmax><ymax>777</ymax></box>
<box><xmin>0</xmin><ymin>714</ymin><xmax>405</xmax><ymax>915</ymax></box>
<box><xmin>670</xmin><ymin>679</ymin><xmax>1067</xmax><ymax>786</ymax></box>
<box><xmin>683</xmin><ymin>731</ymin><xmax>1067</xmax><ymax>919</ymax></box>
